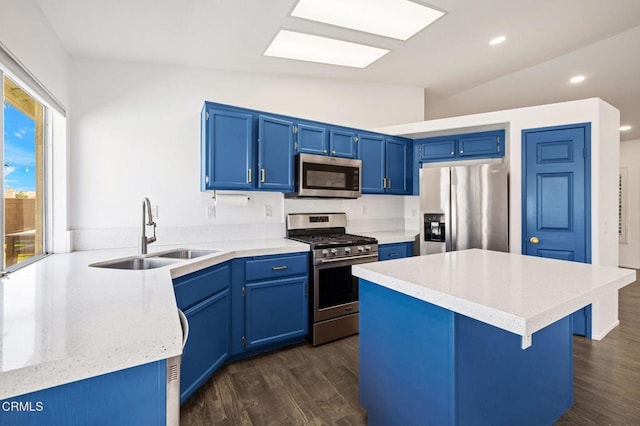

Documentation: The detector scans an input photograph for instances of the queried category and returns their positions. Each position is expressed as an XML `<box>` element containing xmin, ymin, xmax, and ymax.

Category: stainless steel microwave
<box><xmin>288</xmin><ymin>153</ymin><xmax>362</xmax><ymax>198</ymax></box>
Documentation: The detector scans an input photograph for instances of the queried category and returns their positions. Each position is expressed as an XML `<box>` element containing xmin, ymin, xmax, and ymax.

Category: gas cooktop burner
<box><xmin>288</xmin><ymin>233</ymin><xmax>376</xmax><ymax>248</ymax></box>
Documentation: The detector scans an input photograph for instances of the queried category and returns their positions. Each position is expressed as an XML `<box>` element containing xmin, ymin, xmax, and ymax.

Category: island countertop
<box><xmin>352</xmin><ymin>249</ymin><xmax>636</xmax><ymax>348</ymax></box>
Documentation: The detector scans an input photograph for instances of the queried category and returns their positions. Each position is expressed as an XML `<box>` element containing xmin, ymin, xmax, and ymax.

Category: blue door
<box><xmin>297</xmin><ymin>122</ymin><xmax>328</xmax><ymax>155</ymax></box>
<box><xmin>385</xmin><ymin>137</ymin><xmax>409</xmax><ymax>194</ymax></box>
<box><xmin>523</xmin><ymin>123</ymin><xmax>591</xmax><ymax>336</ymax></box>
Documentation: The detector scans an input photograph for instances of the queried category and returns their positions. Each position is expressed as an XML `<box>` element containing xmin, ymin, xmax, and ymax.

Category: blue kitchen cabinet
<box><xmin>0</xmin><ymin>360</ymin><xmax>167</xmax><ymax>426</ymax></box>
<box><xmin>232</xmin><ymin>253</ymin><xmax>309</xmax><ymax>355</ymax></box>
<box><xmin>385</xmin><ymin>137</ymin><xmax>410</xmax><ymax>194</ymax></box>
<box><xmin>329</xmin><ymin>127</ymin><xmax>358</xmax><ymax>158</ymax></box>
<box><xmin>201</xmin><ymin>104</ymin><xmax>255</xmax><ymax>190</ymax></box>
<box><xmin>358</xmin><ymin>133</ymin><xmax>386</xmax><ymax>193</ymax></box>
<box><xmin>258</xmin><ymin>115</ymin><xmax>295</xmax><ymax>191</ymax></box>
<box><xmin>378</xmin><ymin>242</ymin><xmax>413</xmax><ymax>261</ymax></box>
<box><xmin>297</xmin><ymin>121</ymin><xmax>328</xmax><ymax>155</ymax></box>
<box><xmin>172</xmin><ymin>262</ymin><xmax>232</xmax><ymax>403</ymax></box>
<box><xmin>358</xmin><ymin>134</ymin><xmax>412</xmax><ymax>194</ymax></box>
<box><xmin>245</xmin><ymin>276</ymin><xmax>308</xmax><ymax>348</ymax></box>
<box><xmin>417</xmin><ymin>137</ymin><xmax>457</xmax><ymax>161</ymax></box>
<box><xmin>458</xmin><ymin>133</ymin><xmax>503</xmax><ymax>158</ymax></box>
<box><xmin>417</xmin><ymin>130</ymin><xmax>505</xmax><ymax>163</ymax></box>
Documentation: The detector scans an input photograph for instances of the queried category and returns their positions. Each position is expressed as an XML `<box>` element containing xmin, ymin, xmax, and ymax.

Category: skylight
<box><xmin>290</xmin><ymin>0</ymin><xmax>445</xmax><ymax>40</ymax></box>
<box><xmin>264</xmin><ymin>30</ymin><xmax>389</xmax><ymax>68</ymax></box>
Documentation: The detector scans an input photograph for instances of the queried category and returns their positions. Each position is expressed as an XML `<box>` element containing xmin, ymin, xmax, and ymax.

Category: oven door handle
<box><xmin>318</xmin><ymin>253</ymin><xmax>378</xmax><ymax>265</ymax></box>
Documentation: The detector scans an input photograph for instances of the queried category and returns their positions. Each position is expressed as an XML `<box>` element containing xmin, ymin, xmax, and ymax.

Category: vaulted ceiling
<box><xmin>35</xmin><ymin>0</ymin><xmax>640</xmax><ymax>140</ymax></box>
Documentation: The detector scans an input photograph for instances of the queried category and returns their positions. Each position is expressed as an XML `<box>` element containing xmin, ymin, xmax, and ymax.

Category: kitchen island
<box><xmin>352</xmin><ymin>249</ymin><xmax>635</xmax><ymax>426</ymax></box>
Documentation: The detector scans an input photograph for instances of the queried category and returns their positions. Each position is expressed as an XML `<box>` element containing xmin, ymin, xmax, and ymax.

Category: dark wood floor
<box><xmin>181</xmin><ymin>277</ymin><xmax>640</xmax><ymax>425</ymax></box>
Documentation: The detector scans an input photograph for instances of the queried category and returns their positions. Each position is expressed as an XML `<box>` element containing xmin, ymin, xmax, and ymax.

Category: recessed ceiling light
<box><xmin>290</xmin><ymin>0</ymin><xmax>445</xmax><ymax>40</ymax></box>
<box><xmin>620</xmin><ymin>125</ymin><xmax>632</xmax><ymax>131</ymax></box>
<box><xmin>264</xmin><ymin>30</ymin><xmax>389</xmax><ymax>68</ymax></box>
<box><xmin>570</xmin><ymin>75</ymin><xmax>586</xmax><ymax>84</ymax></box>
<box><xmin>489</xmin><ymin>35</ymin><xmax>506</xmax><ymax>46</ymax></box>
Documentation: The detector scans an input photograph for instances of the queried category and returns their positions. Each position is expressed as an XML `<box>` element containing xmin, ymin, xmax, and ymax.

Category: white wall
<box><xmin>619</xmin><ymin>139</ymin><xmax>640</xmax><ymax>268</ymax></box>
<box><xmin>0</xmin><ymin>0</ymin><xmax>70</xmax><ymax>107</ymax></box>
<box><xmin>376</xmin><ymin>98</ymin><xmax>622</xmax><ymax>339</ymax></box>
<box><xmin>69</xmin><ymin>58</ymin><xmax>424</xmax><ymax>250</ymax></box>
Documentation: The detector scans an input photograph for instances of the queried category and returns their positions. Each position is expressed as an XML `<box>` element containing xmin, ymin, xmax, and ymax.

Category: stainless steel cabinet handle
<box><xmin>323</xmin><ymin>149</ymin><xmax>327</xmax><ymax>154</ymax></box>
<box><xmin>272</xmin><ymin>265</ymin><xmax>288</xmax><ymax>271</ymax></box>
<box><xmin>530</xmin><ymin>236</ymin><xmax>540</xmax><ymax>244</ymax></box>
<box><xmin>450</xmin><ymin>151</ymin><xmax>454</xmax><ymax>155</ymax></box>
<box><xmin>460</xmin><ymin>150</ymin><xmax>464</xmax><ymax>154</ymax></box>
<box><xmin>247</xmin><ymin>169</ymin><xmax>252</xmax><ymax>183</ymax></box>
<box><xmin>332</xmin><ymin>150</ymin><xmax>336</xmax><ymax>155</ymax></box>
<box><xmin>261</xmin><ymin>169</ymin><xmax>266</xmax><ymax>183</ymax></box>
<box><xmin>205</xmin><ymin>175</ymin><xmax>209</xmax><ymax>185</ymax></box>
<box><xmin>387</xmin><ymin>178</ymin><xmax>391</xmax><ymax>188</ymax></box>
<box><xmin>382</xmin><ymin>178</ymin><xmax>387</xmax><ymax>189</ymax></box>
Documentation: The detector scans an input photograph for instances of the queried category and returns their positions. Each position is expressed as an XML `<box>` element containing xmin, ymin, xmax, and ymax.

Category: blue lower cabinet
<box><xmin>378</xmin><ymin>242</ymin><xmax>413</xmax><ymax>261</ymax></box>
<box><xmin>0</xmin><ymin>360</ymin><xmax>167</xmax><ymax>426</ymax></box>
<box><xmin>180</xmin><ymin>288</ymin><xmax>231</xmax><ymax>403</ymax></box>
<box><xmin>172</xmin><ymin>261</ymin><xmax>232</xmax><ymax>404</ymax></box>
<box><xmin>245</xmin><ymin>276</ymin><xmax>308</xmax><ymax>348</ymax></box>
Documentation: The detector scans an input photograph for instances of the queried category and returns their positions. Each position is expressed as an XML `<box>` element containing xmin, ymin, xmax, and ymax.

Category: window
<box><xmin>2</xmin><ymin>75</ymin><xmax>46</xmax><ymax>270</ymax></box>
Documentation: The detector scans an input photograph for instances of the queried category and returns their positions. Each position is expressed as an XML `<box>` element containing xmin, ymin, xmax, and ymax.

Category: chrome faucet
<box><xmin>139</xmin><ymin>197</ymin><xmax>157</xmax><ymax>255</ymax></box>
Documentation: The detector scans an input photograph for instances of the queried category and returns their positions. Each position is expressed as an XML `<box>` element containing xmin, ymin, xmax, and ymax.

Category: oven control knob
<box><xmin>357</xmin><ymin>246</ymin><xmax>364</xmax><ymax>253</ymax></box>
<box><xmin>344</xmin><ymin>247</ymin><xmax>351</xmax><ymax>254</ymax></box>
<box><xmin>322</xmin><ymin>249</ymin><xmax>329</xmax><ymax>257</ymax></box>
<box><xmin>330</xmin><ymin>248</ymin><xmax>338</xmax><ymax>256</ymax></box>
<box><xmin>364</xmin><ymin>245</ymin><xmax>371</xmax><ymax>252</ymax></box>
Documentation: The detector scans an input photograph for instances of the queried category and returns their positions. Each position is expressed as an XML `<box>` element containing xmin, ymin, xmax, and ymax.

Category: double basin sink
<box><xmin>90</xmin><ymin>248</ymin><xmax>220</xmax><ymax>270</ymax></box>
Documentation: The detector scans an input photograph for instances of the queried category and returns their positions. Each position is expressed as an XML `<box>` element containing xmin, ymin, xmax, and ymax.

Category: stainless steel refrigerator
<box><xmin>419</xmin><ymin>162</ymin><xmax>508</xmax><ymax>255</ymax></box>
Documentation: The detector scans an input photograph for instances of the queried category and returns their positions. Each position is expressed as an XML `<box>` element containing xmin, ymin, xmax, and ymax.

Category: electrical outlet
<box><xmin>206</xmin><ymin>205</ymin><xmax>215</xmax><ymax>219</ymax></box>
<box><xmin>264</xmin><ymin>205</ymin><xmax>272</xmax><ymax>217</ymax></box>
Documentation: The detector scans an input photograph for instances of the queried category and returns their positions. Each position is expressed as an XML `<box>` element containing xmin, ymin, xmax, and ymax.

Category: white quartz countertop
<box><xmin>353</xmin><ymin>249</ymin><xmax>636</xmax><ymax>349</ymax></box>
<box><xmin>0</xmin><ymin>238</ymin><xmax>308</xmax><ymax>400</ymax></box>
<box><xmin>365</xmin><ymin>230</ymin><xmax>418</xmax><ymax>245</ymax></box>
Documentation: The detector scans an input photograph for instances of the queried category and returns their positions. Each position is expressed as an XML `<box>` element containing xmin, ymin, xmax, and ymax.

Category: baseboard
<box><xmin>591</xmin><ymin>320</ymin><xmax>620</xmax><ymax>340</ymax></box>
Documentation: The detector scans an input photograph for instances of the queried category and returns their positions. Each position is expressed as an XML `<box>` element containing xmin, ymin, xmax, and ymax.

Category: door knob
<box><xmin>529</xmin><ymin>236</ymin><xmax>539</xmax><ymax>244</ymax></box>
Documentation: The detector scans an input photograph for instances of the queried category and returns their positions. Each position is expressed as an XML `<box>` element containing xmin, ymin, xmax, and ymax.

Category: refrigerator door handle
<box><xmin>450</xmin><ymin>183</ymin><xmax>457</xmax><ymax>252</ymax></box>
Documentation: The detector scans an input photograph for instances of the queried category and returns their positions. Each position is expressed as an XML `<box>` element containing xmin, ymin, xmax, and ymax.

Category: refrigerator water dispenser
<box><xmin>424</xmin><ymin>214</ymin><xmax>446</xmax><ymax>242</ymax></box>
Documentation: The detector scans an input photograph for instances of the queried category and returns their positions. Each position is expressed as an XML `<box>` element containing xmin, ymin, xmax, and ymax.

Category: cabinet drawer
<box><xmin>173</xmin><ymin>262</ymin><xmax>231</xmax><ymax>311</ymax></box>
<box><xmin>378</xmin><ymin>242</ymin><xmax>413</xmax><ymax>261</ymax></box>
<box><xmin>245</xmin><ymin>253</ymin><xmax>308</xmax><ymax>281</ymax></box>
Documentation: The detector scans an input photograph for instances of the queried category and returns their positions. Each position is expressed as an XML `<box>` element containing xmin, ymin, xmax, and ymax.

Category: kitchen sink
<box><xmin>150</xmin><ymin>248</ymin><xmax>220</xmax><ymax>259</ymax></box>
<box><xmin>89</xmin><ymin>256</ymin><xmax>179</xmax><ymax>270</ymax></box>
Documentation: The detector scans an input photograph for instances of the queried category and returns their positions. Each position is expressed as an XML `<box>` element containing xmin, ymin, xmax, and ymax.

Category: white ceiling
<box><xmin>35</xmin><ymin>0</ymin><xmax>640</xmax><ymax>141</ymax></box>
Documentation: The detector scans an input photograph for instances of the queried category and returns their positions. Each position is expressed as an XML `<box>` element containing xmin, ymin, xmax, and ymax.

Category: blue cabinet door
<box><xmin>297</xmin><ymin>122</ymin><xmax>328</xmax><ymax>155</ymax></box>
<box><xmin>418</xmin><ymin>138</ymin><xmax>456</xmax><ymax>161</ymax></box>
<box><xmin>458</xmin><ymin>134</ymin><xmax>501</xmax><ymax>158</ymax></box>
<box><xmin>258</xmin><ymin>115</ymin><xmax>295</xmax><ymax>191</ymax></box>
<box><xmin>202</xmin><ymin>107</ymin><xmax>254</xmax><ymax>190</ymax></box>
<box><xmin>358</xmin><ymin>133</ymin><xmax>386</xmax><ymax>193</ymax></box>
<box><xmin>329</xmin><ymin>128</ymin><xmax>357</xmax><ymax>158</ymax></box>
<box><xmin>378</xmin><ymin>242</ymin><xmax>413</xmax><ymax>261</ymax></box>
<box><xmin>245</xmin><ymin>276</ymin><xmax>308</xmax><ymax>349</ymax></box>
<box><xmin>385</xmin><ymin>137</ymin><xmax>409</xmax><ymax>194</ymax></box>
<box><xmin>181</xmin><ymin>288</ymin><xmax>231</xmax><ymax>403</ymax></box>
<box><xmin>523</xmin><ymin>123</ymin><xmax>591</xmax><ymax>336</ymax></box>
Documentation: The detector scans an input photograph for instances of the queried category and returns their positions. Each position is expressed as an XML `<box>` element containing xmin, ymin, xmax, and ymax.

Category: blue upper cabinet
<box><xmin>358</xmin><ymin>133</ymin><xmax>386</xmax><ymax>194</ymax></box>
<box><xmin>358</xmin><ymin>134</ymin><xmax>412</xmax><ymax>194</ymax></box>
<box><xmin>258</xmin><ymin>115</ymin><xmax>295</xmax><ymax>191</ymax></box>
<box><xmin>297</xmin><ymin>121</ymin><xmax>328</xmax><ymax>155</ymax></box>
<box><xmin>458</xmin><ymin>133</ymin><xmax>503</xmax><ymax>158</ymax></box>
<box><xmin>201</xmin><ymin>105</ymin><xmax>255</xmax><ymax>190</ymax></box>
<box><xmin>417</xmin><ymin>130</ymin><xmax>505</xmax><ymax>163</ymax></box>
<box><xmin>329</xmin><ymin>127</ymin><xmax>358</xmax><ymax>158</ymax></box>
<box><xmin>418</xmin><ymin>138</ymin><xmax>457</xmax><ymax>161</ymax></box>
<box><xmin>385</xmin><ymin>137</ymin><xmax>410</xmax><ymax>194</ymax></box>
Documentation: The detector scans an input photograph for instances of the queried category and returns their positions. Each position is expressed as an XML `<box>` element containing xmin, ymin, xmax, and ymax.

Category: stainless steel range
<box><xmin>287</xmin><ymin>213</ymin><xmax>378</xmax><ymax>346</ymax></box>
